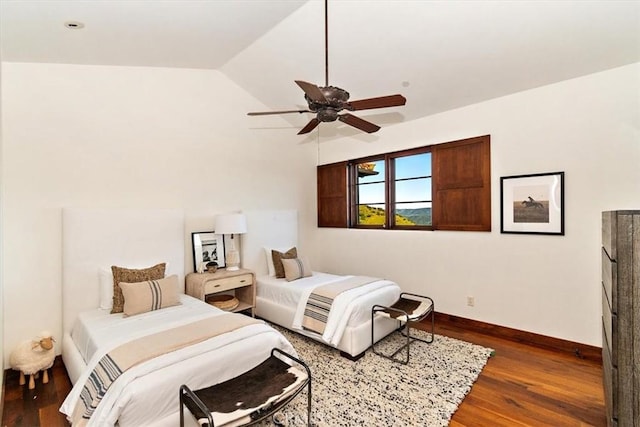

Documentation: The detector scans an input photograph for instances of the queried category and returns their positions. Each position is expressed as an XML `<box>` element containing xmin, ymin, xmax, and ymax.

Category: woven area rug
<box><xmin>266</xmin><ymin>326</ymin><xmax>494</xmax><ymax>426</ymax></box>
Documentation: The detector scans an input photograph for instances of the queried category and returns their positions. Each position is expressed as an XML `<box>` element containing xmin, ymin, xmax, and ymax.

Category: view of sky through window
<box><xmin>357</xmin><ymin>152</ymin><xmax>432</xmax><ymax>226</ymax></box>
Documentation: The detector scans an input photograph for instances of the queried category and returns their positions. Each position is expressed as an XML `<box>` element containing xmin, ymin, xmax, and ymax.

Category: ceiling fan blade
<box><xmin>338</xmin><ymin>113</ymin><xmax>381</xmax><ymax>134</ymax></box>
<box><xmin>298</xmin><ymin>118</ymin><xmax>320</xmax><ymax>135</ymax></box>
<box><xmin>248</xmin><ymin>109</ymin><xmax>311</xmax><ymax>116</ymax></box>
<box><xmin>347</xmin><ymin>94</ymin><xmax>407</xmax><ymax>111</ymax></box>
<box><xmin>295</xmin><ymin>80</ymin><xmax>328</xmax><ymax>103</ymax></box>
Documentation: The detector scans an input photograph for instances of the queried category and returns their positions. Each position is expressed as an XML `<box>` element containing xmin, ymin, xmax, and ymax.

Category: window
<box><xmin>354</xmin><ymin>158</ymin><xmax>386</xmax><ymax>226</ymax></box>
<box><xmin>392</xmin><ymin>151</ymin><xmax>432</xmax><ymax>227</ymax></box>
<box><xmin>318</xmin><ymin>135</ymin><xmax>491</xmax><ymax>231</ymax></box>
<box><xmin>351</xmin><ymin>149</ymin><xmax>432</xmax><ymax>229</ymax></box>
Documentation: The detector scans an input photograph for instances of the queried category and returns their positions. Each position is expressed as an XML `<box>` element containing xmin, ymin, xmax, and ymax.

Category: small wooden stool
<box><xmin>180</xmin><ymin>348</ymin><xmax>311</xmax><ymax>427</ymax></box>
<box><xmin>371</xmin><ymin>292</ymin><xmax>434</xmax><ymax>364</ymax></box>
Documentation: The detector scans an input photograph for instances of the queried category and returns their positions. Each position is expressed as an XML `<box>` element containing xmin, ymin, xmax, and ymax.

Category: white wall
<box><xmin>0</xmin><ymin>62</ymin><xmax>317</xmax><ymax>364</ymax></box>
<box><xmin>1</xmin><ymin>61</ymin><xmax>637</xmax><ymax>367</ymax></box>
<box><xmin>0</xmin><ymin>61</ymin><xmax>5</xmax><ymax>414</ymax></box>
<box><xmin>307</xmin><ymin>63</ymin><xmax>640</xmax><ymax>347</ymax></box>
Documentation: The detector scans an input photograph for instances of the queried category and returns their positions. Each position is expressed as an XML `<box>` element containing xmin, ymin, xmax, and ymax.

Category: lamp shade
<box><xmin>215</xmin><ymin>213</ymin><xmax>247</xmax><ymax>235</ymax></box>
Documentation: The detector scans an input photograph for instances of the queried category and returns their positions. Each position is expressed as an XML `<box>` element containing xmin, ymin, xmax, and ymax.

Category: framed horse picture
<box><xmin>500</xmin><ymin>172</ymin><xmax>564</xmax><ymax>235</ymax></box>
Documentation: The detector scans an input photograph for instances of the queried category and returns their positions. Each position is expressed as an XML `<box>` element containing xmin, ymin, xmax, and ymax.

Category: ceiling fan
<box><xmin>247</xmin><ymin>0</ymin><xmax>406</xmax><ymax>135</ymax></box>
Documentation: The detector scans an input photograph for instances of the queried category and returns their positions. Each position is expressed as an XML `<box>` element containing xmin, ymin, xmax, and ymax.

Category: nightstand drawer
<box><xmin>185</xmin><ymin>269</ymin><xmax>256</xmax><ymax>317</ymax></box>
<box><xmin>204</xmin><ymin>273</ymin><xmax>253</xmax><ymax>294</ymax></box>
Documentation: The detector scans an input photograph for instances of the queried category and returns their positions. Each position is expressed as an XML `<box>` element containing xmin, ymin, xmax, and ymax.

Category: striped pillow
<box><xmin>111</xmin><ymin>263</ymin><xmax>166</xmax><ymax>314</ymax></box>
<box><xmin>281</xmin><ymin>258</ymin><xmax>312</xmax><ymax>282</ymax></box>
<box><xmin>119</xmin><ymin>275</ymin><xmax>180</xmax><ymax>316</ymax></box>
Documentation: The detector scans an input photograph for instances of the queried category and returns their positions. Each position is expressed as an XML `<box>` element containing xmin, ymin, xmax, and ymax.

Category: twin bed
<box><xmin>254</xmin><ymin>272</ymin><xmax>399</xmax><ymax>358</ymax></box>
<box><xmin>59</xmin><ymin>208</ymin><xmax>400</xmax><ymax>426</ymax></box>
<box><xmin>242</xmin><ymin>210</ymin><xmax>401</xmax><ymax>359</ymax></box>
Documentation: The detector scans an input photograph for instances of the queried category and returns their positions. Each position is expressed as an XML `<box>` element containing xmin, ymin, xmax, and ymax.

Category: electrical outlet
<box><xmin>467</xmin><ymin>296</ymin><xmax>475</xmax><ymax>307</ymax></box>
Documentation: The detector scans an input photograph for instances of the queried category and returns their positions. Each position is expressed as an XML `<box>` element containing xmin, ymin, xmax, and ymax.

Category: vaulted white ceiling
<box><xmin>2</xmin><ymin>0</ymin><xmax>639</xmax><ymax>130</ymax></box>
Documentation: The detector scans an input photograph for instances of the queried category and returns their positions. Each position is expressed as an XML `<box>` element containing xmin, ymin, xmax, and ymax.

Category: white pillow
<box><xmin>99</xmin><ymin>267</ymin><xmax>114</xmax><ymax>310</ymax></box>
<box><xmin>264</xmin><ymin>247</ymin><xmax>298</xmax><ymax>277</ymax></box>
<box><xmin>98</xmin><ymin>263</ymin><xmax>171</xmax><ymax>310</ymax></box>
<box><xmin>264</xmin><ymin>247</ymin><xmax>276</xmax><ymax>276</ymax></box>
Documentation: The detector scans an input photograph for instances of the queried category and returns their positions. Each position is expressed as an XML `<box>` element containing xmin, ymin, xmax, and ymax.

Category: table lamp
<box><xmin>215</xmin><ymin>213</ymin><xmax>247</xmax><ymax>271</ymax></box>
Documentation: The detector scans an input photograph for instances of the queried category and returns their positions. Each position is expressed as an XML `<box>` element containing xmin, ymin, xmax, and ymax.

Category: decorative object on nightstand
<box><xmin>186</xmin><ymin>268</ymin><xmax>256</xmax><ymax>316</ymax></box>
<box><xmin>191</xmin><ymin>231</ymin><xmax>225</xmax><ymax>272</ymax></box>
<box><xmin>206</xmin><ymin>294</ymin><xmax>239</xmax><ymax>311</ymax></box>
<box><xmin>214</xmin><ymin>213</ymin><xmax>247</xmax><ymax>271</ymax></box>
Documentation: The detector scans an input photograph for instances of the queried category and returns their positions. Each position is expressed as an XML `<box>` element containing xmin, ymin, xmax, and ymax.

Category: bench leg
<box><xmin>372</xmin><ymin>295</ymin><xmax>435</xmax><ymax>364</ymax></box>
<box><xmin>371</xmin><ymin>305</ymin><xmax>411</xmax><ymax>364</ymax></box>
<box><xmin>307</xmin><ymin>374</ymin><xmax>312</xmax><ymax>426</ymax></box>
<box><xmin>400</xmin><ymin>315</ymin><xmax>435</xmax><ymax>345</ymax></box>
<box><xmin>180</xmin><ymin>384</ymin><xmax>214</xmax><ymax>427</ymax></box>
<box><xmin>179</xmin><ymin>388</ymin><xmax>184</xmax><ymax>427</ymax></box>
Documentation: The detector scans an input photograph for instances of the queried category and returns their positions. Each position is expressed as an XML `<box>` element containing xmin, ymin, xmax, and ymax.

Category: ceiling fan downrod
<box><xmin>325</xmin><ymin>0</ymin><xmax>329</xmax><ymax>87</ymax></box>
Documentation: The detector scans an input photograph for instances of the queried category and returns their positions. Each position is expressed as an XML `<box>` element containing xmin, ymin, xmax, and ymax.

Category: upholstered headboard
<box><xmin>61</xmin><ymin>208</ymin><xmax>185</xmax><ymax>333</ymax></box>
<box><xmin>241</xmin><ymin>210</ymin><xmax>298</xmax><ymax>277</ymax></box>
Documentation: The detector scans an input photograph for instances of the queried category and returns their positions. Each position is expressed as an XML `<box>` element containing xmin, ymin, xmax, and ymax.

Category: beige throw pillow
<box><xmin>272</xmin><ymin>247</ymin><xmax>297</xmax><ymax>279</ymax></box>
<box><xmin>281</xmin><ymin>257</ymin><xmax>312</xmax><ymax>282</ymax></box>
<box><xmin>119</xmin><ymin>275</ymin><xmax>180</xmax><ymax>317</ymax></box>
<box><xmin>111</xmin><ymin>263</ymin><xmax>166</xmax><ymax>314</ymax></box>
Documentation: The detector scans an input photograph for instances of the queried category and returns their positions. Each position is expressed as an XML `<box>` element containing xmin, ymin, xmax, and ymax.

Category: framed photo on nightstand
<box><xmin>191</xmin><ymin>231</ymin><xmax>225</xmax><ymax>272</ymax></box>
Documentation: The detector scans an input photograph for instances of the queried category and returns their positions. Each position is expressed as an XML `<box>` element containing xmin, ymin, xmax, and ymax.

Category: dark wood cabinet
<box><xmin>602</xmin><ymin>210</ymin><xmax>640</xmax><ymax>427</ymax></box>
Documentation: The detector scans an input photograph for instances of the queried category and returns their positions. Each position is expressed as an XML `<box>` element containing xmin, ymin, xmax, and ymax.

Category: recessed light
<box><xmin>64</xmin><ymin>21</ymin><xmax>85</xmax><ymax>29</ymax></box>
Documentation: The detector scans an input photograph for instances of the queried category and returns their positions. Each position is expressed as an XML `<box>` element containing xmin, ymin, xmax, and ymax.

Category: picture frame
<box><xmin>191</xmin><ymin>231</ymin><xmax>225</xmax><ymax>272</ymax></box>
<box><xmin>500</xmin><ymin>171</ymin><xmax>564</xmax><ymax>235</ymax></box>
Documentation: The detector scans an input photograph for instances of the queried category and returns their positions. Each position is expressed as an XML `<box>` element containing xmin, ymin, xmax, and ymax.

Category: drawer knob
<box><xmin>214</xmin><ymin>284</ymin><xmax>220</xmax><ymax>288</ymax></box>
<box><xmin>240</xmin><ymin>279</ymin><xmax>246</xmax><ymax>283</ymax></box>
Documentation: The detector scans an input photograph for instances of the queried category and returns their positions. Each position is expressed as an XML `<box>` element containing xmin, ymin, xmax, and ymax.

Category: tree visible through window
<box><xmin>355</xmin><ymin>159</ymin><xmax>385</xmax><ymax>225</ymax></box>
<box><xmin>352</xmin><ymin>148</ymin><xmax>432</xmax><ymax>229</ymax></box>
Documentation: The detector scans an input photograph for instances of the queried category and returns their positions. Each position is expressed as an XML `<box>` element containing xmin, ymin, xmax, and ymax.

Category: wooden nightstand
<box><xmin>185</xmin><ymin>268</ymin><xmax>256</xmax><ymax>316</ymax></box>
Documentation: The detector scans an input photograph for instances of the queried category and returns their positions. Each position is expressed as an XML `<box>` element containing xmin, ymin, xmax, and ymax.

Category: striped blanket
<box><xmin>302</xmin><ymin>276</ymin><xmax>379</xmax><ymax>335</ymax></box>
<box><xmin>70</xmin><ymin>313</ymin><xmax>259</xmax><ymax>426</ymax></box>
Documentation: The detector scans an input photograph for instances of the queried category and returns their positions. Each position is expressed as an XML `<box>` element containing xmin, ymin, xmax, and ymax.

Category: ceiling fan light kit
<box><xmin>247</xmin><ymin>0</ymin><xmax>406</xmax><ymax>135</ymax></box>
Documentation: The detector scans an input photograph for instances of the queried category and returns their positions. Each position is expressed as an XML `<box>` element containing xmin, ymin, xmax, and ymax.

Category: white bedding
<box><xmin>257</xmin><ymin>273</ymin><xmax>400</xmax><ymax>346</ymax></box>
<box><xmin>60</xmin><ymin>295</ymin><xmax>294</xmax><ymax>427</ymax></box>
<box><xmin>256</xmin><ymin>272</ymin><xmax>344</xmax><ymax>307</ymax></box>
<box><xmin>71</xmin><ymin>294</ymin><xmax>216</xmax><ymax>363</ymax></box>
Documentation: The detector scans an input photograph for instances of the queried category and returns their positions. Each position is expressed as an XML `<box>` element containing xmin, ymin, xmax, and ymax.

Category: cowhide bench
<box><xmin>179</xmin><ymin>347</ymin><xmax>311</xmax><ymax>427</ymax></box>
<box><xmin>371</xmin><ymin>292</ymin><xmax>435</xmax><ymax>364</ymax></box>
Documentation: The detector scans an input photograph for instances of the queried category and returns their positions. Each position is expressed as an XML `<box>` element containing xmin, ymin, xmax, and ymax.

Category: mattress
<box><xmin>71</xmin><ymin>294</ymin><xmax>216</xmax><ymax>363</ymax></box>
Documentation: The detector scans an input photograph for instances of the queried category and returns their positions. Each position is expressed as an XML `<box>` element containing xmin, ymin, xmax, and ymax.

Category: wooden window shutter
<box><xmin>317</xmin><ymin>161</ymin><xmax>349</xmax><ymax>228</ymax></box>
<box><xmin>432</xmin><ymin>135</ymin><xmax>491</xmax><ymax>231</ymax></box>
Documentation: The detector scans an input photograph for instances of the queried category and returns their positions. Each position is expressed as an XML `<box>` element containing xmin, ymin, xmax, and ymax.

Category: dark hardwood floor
<box><xmin>2</xmin><ymin>315</ymin><xmax>606</xmax><ymax>426</ymax></box>
<box><xmin>2</xmin><ymin>357</ymin><xmax>71</xmax><ymax>427</ymax></box>
<box><xmin>430</xmin><ymin>318</ymin><xmax>606</xmax><ymax>427</ymax></box>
